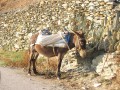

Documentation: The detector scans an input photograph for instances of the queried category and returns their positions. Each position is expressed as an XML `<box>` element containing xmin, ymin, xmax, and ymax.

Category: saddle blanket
<box><xmin>35</xmin><ymin>32</ymin><xmax>69</xmax><ymax>48</ymax></box>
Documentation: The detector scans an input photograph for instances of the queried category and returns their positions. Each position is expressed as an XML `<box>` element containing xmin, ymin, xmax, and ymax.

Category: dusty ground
<box><xmin>0</xmin><ymin>66</ymin><xmax>72</xmax><ymax>90</ymax></box>
<box><xmin>0</xmin><ymin>66</ymin><xmax>120</xmax><ymax>90</ymax></box>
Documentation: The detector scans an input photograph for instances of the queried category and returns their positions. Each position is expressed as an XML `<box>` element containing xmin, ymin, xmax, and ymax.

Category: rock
<box><xmin>92</xmin><ymin>55</ymin><xmax>104</xmax><ymax>68</ymax></box>
<box><xmin>93</xmin><ymin>82</ymin><xmax>102</xmax><ymax>87</ymax></box>
<box><xmin>14</xmin><ymin>44</ymin><xmax>19</xmax><ymax>49</ymax></box>
<box><xmin>117</xmin><ymin>43</ymin><xmax>120</xmax><ymax>51</ymax></box>
<box><xmin>92</xmin><ymin>53</ymin><xmax>120</xmax><ymax>80</ymax></box>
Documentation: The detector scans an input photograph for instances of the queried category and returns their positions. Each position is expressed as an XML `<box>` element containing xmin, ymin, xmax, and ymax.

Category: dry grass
<box><xmin>36</xmin><ymin>57</ymin><xmax>58</xmax><ymax>77</ymax></box>
<box><xmin>0</xmin><ymin>50</ymin><xmax>58</xmax><ymax>77</ymax></box>
<box><xmin>0</xmin><ymin>50</ymin><xmax>28</xmax><ymax>68</ymax></box>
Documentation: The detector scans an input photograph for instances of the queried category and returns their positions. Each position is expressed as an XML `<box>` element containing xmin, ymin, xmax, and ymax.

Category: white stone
<box><xmin>52</xmin><ymin>16</ymin><xmax>56</xmax><ymax>20</ymax></box>
<box><xmin>89</xmin><ymin>6</ymin><xmax>95</xmax><ymax>10</ymax></box>
<box><xmin>94</xmin><ymin>19</ymin><xmax>103</xmax><ymax>24</ymax></box>
<box><xmin>104</xmin><ymin>0</ymin><xmax>110</xmax><ymax>2</ymax></box>
<box><xmin>84</xmin><ymin>1</ymin><xmax>89</xmax><ymax>4</ymax></box>
<box><xmin>86</xmin><ymin>16</ymin><xmax>93</xmax><ymax>21</ymax></box>
<box><xmin>15</xmin><ymin>32</ymin><xmax>20</xmax><ymax>37</ymax></box>
<box><xmin>4</xmin><ymin>24</ymin><xmax>8</xmax><ymax>27</ymax></box>
<box><xmin>93</xmin><ymin>83</ymin><xmax>102</xmax><ymax>87</ymax></box>
<box><xmin>81</xmin><ymin>4</ymin><xmax>85</xmax><ymax>8</ymax></box>
<box><xmin>88</xmin><ymin>2</ymin><xmax>95</xmax><ymax>6</ymax></box>
<box><xmin>97</xmin><ymin>0</ymin><xmax>103</xmax><ymax>1</ymax></box>
<box><xmin>27</xmin><ymin>33</ymin><xmax>32</xmax><ymax>39</ymax></box>
<box><xmin>76</xmin><ymin>1</ymin><xmax>81</xmax><ymax>4</ymax></box>
<box><xmin>94</xmin><ymin>2</ymin><xmax>99</xmax><ymax>6</ymax></box>
<box><xmin>14</xmin><ymin>44</ymin><xmax>19</xmax><ymax>49</ymax></box>
<box><xmin>62</xmin><ymin>4</ymin><xmax>67</xmax><ymax>8</ymax></box>
<box><xmin>58</xmin><ymin>20</ymin><xmax>61</xmax><ymax>25</ymax></box>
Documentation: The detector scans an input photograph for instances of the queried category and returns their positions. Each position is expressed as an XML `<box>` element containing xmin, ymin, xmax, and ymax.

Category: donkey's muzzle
<box><xmin>79</xmin><ymin>49</ymin><xmax>86</xmax><ymax>58</ymax></box>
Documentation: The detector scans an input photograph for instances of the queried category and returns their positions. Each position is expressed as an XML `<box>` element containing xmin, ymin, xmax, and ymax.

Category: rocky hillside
<box><xmin>0</xmin><ymin>0</ymin><xmax>119</xmax><ymax>51</ymax></box>
<box><xmin>0</xmin><ymin>0</ymin><xmax>120</xmax><ymax>90</ymax></box>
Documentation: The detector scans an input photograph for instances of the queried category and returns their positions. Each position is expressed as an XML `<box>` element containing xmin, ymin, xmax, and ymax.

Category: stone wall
<box><xmin>0</xmin><ymin>0</ymin><xmax>116</xmax><ymax>50</ymax></box>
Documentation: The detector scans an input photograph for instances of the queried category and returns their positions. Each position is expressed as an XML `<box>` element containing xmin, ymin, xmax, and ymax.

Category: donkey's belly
<box><xmin>35</xmin><ymin>44</ymin><xmax>58</xmax><ymax>57</ymax></box>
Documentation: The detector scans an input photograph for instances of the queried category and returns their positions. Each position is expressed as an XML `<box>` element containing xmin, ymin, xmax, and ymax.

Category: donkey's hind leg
<box><xmin>28</xmin><ymin>45</ymin><xmax>37</xmax><ymax>75</ymax></box>
<box><xmin>33</xmin><ymin>52</ymin><xmax>39</xmax><ymax>74</ymax></box>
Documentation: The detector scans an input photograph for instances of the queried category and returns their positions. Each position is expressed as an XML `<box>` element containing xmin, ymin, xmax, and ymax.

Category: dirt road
<box><xmin>0</xmin><ymin>67</ymin><xmax>69</xmax><ymax>90</ymax></box>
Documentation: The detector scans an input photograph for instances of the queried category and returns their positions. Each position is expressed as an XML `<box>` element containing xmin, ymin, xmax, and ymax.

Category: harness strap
<box><xmin>52</xmin><ymin>45</ymin><xmax>56</xmax><ymax>55</ymax></box>
<box><xmin>59</xmin><ymin>32</ymin><xmax>70</xmax><ymax>50</ymax></box>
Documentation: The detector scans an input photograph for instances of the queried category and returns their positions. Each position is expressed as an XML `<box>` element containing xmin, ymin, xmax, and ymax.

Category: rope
<box><xmin>59</xmin><ymin>32</ymin><xmax>71</xmax><ymax>50</ymax></box>
<box><xmin>52</xmin><ymin>45</ymin><xmax>56</xmax><ymax>55</ymax></box>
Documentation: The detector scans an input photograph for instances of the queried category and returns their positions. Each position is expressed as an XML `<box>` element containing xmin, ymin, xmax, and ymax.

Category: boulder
<box><xmin>92</xmin><ymin>53</ymin><xmax>120</xmax><ymax>80</ymax></box>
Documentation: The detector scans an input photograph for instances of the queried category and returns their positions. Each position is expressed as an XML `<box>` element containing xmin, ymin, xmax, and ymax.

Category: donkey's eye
<box><xmin>79</xmin><ymin>39</ymin><xmax>83</xmax><ymax>42</ymax></box>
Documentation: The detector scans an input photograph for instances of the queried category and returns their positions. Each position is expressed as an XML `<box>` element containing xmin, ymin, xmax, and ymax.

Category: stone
<box><xmin>88</xmin><ymin>2</ymin><xmax>95</xmax><ymax>6</ymax></box>
<box><xmin>86</xmin><ymin>16</ymin><xmax>94</xmax><ymax>21</ymax></box>
<box><xmin>92</xmin><ymin>53</ymin><xmax>120</xmax><ymax>80</ymax></box>
<box><xmin>62</xmin><ymin>3</ymin><xmax>68</xmax><ymax>8</ymax></box>
<box><xmin>14</xmin><ymin>44</ymin><xmax>19</xmax><ymax>49</ymax></box>
<box><xmin>99</xmin><ymin>1</ymin><xmax>106</xmax><ymax>5</ymax></box>
<box><xmin>89</xmin><ymin>6</ymin><xmax>95</xmax><ymax>10</ymax></box>
<box><xmin>104</xmin><ymin>0</ymin><xmax>110</xmax><ymax>2</ymax></box>
<box><xmin>93</xmin><ymin>83</ymin><xmax>102</xmax><ymax>87</ymax></box>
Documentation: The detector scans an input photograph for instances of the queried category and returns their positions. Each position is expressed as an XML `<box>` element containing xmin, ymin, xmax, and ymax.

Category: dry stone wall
<box><xmin>0</xmin><ymin>0</ymin><xmax>116</xmax><ymax>50</ymax></box>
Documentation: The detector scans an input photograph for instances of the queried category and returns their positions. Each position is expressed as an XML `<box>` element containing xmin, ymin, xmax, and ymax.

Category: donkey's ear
<box><xmin>73</xmin><ymin>30</ymin><xmax>85</xmax><ymax>36</ymax></box>
<box><xmin>72</xmin><ymin>30</ymin><xmax>79</xmax><ymax>35</ymax></box>
<box><xmin>77</xmin><ymin>31</ymin><xmax>85</xmax><ymax>35</ymax></box>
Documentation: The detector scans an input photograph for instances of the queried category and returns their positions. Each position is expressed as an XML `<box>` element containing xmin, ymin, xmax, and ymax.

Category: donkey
<box><xmin>28</xmin><ymin>30</ymin><xmax>86</xmax><ymax>79</ymax></box>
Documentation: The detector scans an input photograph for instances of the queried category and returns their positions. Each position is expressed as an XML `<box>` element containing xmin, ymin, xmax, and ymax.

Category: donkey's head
<box><xmin>73</xmin><ymin>31</ymin><xmax>86</xmax><ymax>58</ymax></box>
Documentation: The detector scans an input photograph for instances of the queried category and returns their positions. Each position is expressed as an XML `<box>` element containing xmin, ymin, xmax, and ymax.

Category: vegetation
<box><xmin>0</xmin><ymin>50</ymin><xmax>57</xmax><ymax>75</ymax></box>
<box><xmin>0</xmin><ymin>50</ymin><xmax>28</xmax><ymax>67</ymax></box>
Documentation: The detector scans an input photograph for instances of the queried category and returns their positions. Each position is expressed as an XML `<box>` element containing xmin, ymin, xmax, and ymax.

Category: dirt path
<box><xmin>0</xmin><ymin>67</ymin><xmax>69</xmax><ymax>90</ymax></box>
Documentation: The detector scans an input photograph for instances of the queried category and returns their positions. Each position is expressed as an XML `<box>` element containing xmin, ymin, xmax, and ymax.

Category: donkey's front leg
<box><xmin>57</xmin><ymin>53</ymin><xmax>63</xmax><ymax>80</ymax></box>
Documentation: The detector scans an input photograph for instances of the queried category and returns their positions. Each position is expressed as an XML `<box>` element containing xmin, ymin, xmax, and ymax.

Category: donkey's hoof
<box><xmin>28</xmin><ymin>72</ymin><xmax>32</xmax><ymax>76</ymax></box>
<box><xmin>57</xmin><ymin>73</ymin><xmax>61</xmax><ymax>80</ymax></box>
<box><xmin>28</xmin><ymin>73</ymin><xmax>31</xmax><ymax>76</ymax></box>
<box><xmin>34</xmin><ymin>72</ymin><xmax>39</xmax><ymax>75</ymax></box>
<box><xmin>57</xmin><ymin>77</ymin><xmax>61</xmax><ymax>80</ymax></box>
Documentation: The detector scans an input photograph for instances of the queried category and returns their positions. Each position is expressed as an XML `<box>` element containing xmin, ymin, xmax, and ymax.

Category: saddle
<box><xmin>35</xmin><ymin>29</ymin><xmax>70</xmax><ymax>48</ymax></box>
